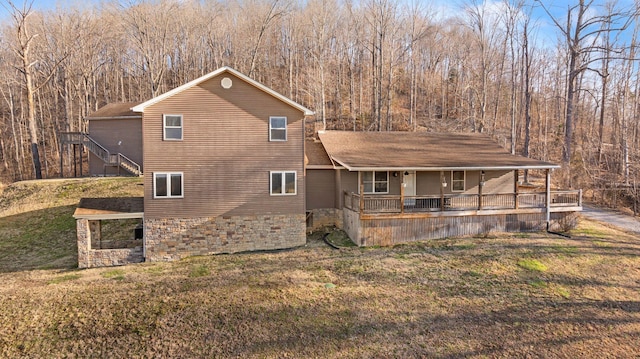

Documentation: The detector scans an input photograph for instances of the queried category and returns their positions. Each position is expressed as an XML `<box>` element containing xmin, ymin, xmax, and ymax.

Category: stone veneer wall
<box><xmin>308</xmin><ymin>208</ymin><xmax>343</xmax><ymax>231</ymax></box>
<box><xmin>76</xmin><ymin>218</ymin><xmax>144</xmax><ymax>268</ymax></box>
<box><xmin>144</xmin><ymin>214</ymin><xmax>306</xmax><ymax>262</ymax></box>
<box><xmin>88</xmin><ymin>247</ymin><xmax>144</xmax><ymax>267</ymax></box>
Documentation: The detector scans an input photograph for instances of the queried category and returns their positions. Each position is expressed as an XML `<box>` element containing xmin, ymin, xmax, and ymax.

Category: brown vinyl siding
<box><xmin>340</xmin><ymin>170</ymin><xmax>359</xmax><ymax>194</ymax></box>
<box><xmin>88</xmin><ymin>118</ymin><xmax>143</xmax><ymax>176</ymax></box>
<box><xmin>416</xmin><ymin>172</ymin><xmax>441</xmax><ymax>195</ymax></box>
<box><xmin>306</xmin><ymin>169</ymin><xmax>336</xmax><ymax>209</ymax></box>
<box><xmin>143</xmin><ymin>72</ymin><xmax>305</xmax><ymax>219</ymax></box>
<box><xmin>413</xmin><ymin>170</ymin><xmax>513</xmax><ymax>196</ymax></box>
<box><xmin>464</xmin><ymin>170</ymin><xmax>513</xmax><ymax>194</ymax></box>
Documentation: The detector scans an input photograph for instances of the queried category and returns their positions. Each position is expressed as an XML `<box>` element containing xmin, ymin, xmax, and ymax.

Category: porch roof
<box><xmin>85</xmin><ymin>102</ymin><xmax>141</xmax><ymax>120</ymax></box>
<box><xmin>318</xmin><ymin>131</ymin><xmax>560</xmax><ymax>171</ymax></box>
<box><xmin>73</xmin><ymin>197</ymin><xmax>144</xmax><ymax>220</ymax></box>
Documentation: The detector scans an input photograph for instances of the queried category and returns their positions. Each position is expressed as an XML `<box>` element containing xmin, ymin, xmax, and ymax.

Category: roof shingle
<box><xmin>318</xmin><ymin>131</ymin><xmax>558</xmax><ymax>170</ymax></box>
<box><xmin>86</xmin><ymin>102</ymin><xmax>141</xmax><ymax>119</ymax></box>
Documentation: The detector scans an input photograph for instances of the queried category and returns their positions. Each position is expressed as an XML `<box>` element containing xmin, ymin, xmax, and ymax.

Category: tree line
<box><xmin>0</xmin><ymin>0</ymin><xmax>639</xmax><ymax>194</ymax></box>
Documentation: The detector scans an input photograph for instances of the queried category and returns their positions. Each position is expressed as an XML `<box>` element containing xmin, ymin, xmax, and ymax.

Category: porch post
<box><xmin>545</xmin><ymin>169</ymin><xmax>551</xmax><ymax>230</ymax></box>
<box><xmin>514</xmin><ymin>170</ymin><xmax>519</xmax><ymax>209</ymax></box>
<box><xmin>478</xmin><ymin>170</ymin><xmax>484</xmax><ymax>210</ymax></box>
<box><xmin>440</xmin><ymin>171</ymin><xmax>445</xmax><ymax>211</ymax></box>
<box><xmin>400</xmin><ymin>172</ymin><xmax>405</xmax><ymax>214</ymax></box>
<box><xmin>359</xmin><ymin>183</ymin><xmax>365</xmax><ymax>215</ymax></box>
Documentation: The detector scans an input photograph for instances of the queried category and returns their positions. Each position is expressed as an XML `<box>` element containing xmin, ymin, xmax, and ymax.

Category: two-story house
<box><xmin>132</xmin><ymin>67</ymin><xmax>313</xmax><ymax>261</ymax></box>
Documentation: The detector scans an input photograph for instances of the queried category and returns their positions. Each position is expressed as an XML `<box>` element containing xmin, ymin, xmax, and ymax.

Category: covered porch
<box><xmin>342</xmin><ymin>167</ymin><xmax>582</xmax><ymax>215</ymax></box>
<box><xmin>345</xmin><ymin>189</ymin><xmax>582</xmax><ymax>215</ymax></box>
<box><xmin>315</xmin><ymin>131</ymin><xmax>582</xmax><ymax>246</ymax></box>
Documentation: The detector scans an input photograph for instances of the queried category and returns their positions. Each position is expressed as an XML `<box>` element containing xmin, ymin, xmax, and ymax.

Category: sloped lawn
<box><xmin>0</xmin><ymin>216</ymin><xmax>639</xmax><ymax>357</ymax></box>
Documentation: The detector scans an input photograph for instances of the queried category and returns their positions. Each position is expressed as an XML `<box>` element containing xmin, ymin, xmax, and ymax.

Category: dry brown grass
<box><xmin>0</xmin><ymin>179</ymin><xmax>639</xmax><ymax>357</ymax></box>
<box><xmin>0</xmin><ymin>177</ymin><xmax>143</xmax><ymax>272</ymax></box>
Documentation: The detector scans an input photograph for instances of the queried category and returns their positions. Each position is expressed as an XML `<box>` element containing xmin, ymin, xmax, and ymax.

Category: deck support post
<box><xmin>73</xmin><ymin>144</ymin><xmax>77</xmax><ymax>177</ymax></box>
<box><xmin>59</xmin><ymin>140</ymin><xmax>64</xmax><ymax>178</ymax></box>
<box><xmin>545</xmin><ymin>169</ymin><xmax>551</xmax><ymax>230</ymax></box>
<box><xmin>335</xmin><ymin>169</ymin><xmax>342</xmax><ymax>209</ymax></box>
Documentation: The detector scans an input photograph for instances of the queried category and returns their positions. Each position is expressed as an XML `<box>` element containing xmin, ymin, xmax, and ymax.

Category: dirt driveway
<box><xmin>582</xmin><ymin>204</ymin><xmax>640</xmax><ymax>235</ymax></box>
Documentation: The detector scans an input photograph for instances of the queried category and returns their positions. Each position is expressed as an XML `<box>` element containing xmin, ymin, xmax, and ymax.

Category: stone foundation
<box><xmin>76</xmin><ymin>218</ymin><xmax>144</xmax><ymax>268</ymax></box>
<box><xmin>144</xmin><ymin>214</ymin><xmax>306</xmax><ymax>262</ymax></box>
<box><xmin>307</xmin><ymin>208</ymin><xmax>343</xmax><ymax>231</ymax></box>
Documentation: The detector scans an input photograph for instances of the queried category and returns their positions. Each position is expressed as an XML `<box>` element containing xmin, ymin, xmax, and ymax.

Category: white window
<box><xmin>270</xmin><ymin>171</ymin><xmax>296</xmax><ymax>195</ymax></box>
<box><xmin>269</xmin><ymin>116</ymin><xmax>287</xmax><ymax>141</ymax></box>
<box><xmin>452</xmin><ymin>171</ymin><xmax>465</xmax><ymax>192</ymax></box>
<box><xmin>154</xmin><ymin>172</ymin><xmax>184</xmax><ymax>198</ymax></box>
<box><xmin>362</xmin><ymin>171</ymin><xmax>388</xmax><ymax>194</ymax></box>
<box><xmin>163</xmin><ymin>114</ymin><xmax>183</xmax><ymax>140</ymax></box>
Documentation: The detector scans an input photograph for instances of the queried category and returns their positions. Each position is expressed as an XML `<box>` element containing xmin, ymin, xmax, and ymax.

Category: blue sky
<box><xmin>1</xmin><ymin>0</ymin><xmax>636</xmax><ymax>47</ymax></box>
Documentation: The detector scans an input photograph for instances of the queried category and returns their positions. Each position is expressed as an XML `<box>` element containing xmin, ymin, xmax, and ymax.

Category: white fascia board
<box><xmin>86</xmin><ymin>116</ymin><xmax>142</xmax><ymax>120</ymax></box>
<box><xmin>306</xmin><ymin>165</ymin><xmax>337</xmax><ymax>169</ymax></box>
<box><xmin>73</xmin><ymin>212</ymin><xmax>144</xmax><ymax>220</ymax></box>
<box><xmin>131</xmin><ymin>67</ymin><xmax>315</xmax><ymax>116</ymax></box>
<box><xmin>340</xmin><ymin>165</ymin><xmax>561</xmax><ymax>172</ymax></box>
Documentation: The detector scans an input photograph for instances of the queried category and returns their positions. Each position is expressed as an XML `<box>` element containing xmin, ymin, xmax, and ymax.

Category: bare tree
<box><xmin>3</xmin><ymin>1</ymin><xmax>62</xmax><ymax>179</ymax></box>
<box><xmin>536</xmin><ymin>0</ymin><xmax>636</xmax><ymax>176</ymax></box>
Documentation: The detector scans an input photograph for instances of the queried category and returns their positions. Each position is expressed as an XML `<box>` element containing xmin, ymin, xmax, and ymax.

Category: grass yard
<box><xmin>0</xmin><ymin>178</ymin><xmax>639</xmax><ymax>357</ymax></box>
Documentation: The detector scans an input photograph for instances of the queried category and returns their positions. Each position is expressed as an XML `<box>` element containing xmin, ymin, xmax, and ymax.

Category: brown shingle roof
<box><xmin>318</xmin><ymin>131</ymin><xmax>559</xmax><ymax>170</ymax></box>
<box><xmin>305</xmin><ymin>140</ymin><xmax>333</xmax><ymax>167</ymax></box>
<box><xmin>86</xmin><ymin>102</ymin><xmax>141</xmax><ymax>120</ymax></box>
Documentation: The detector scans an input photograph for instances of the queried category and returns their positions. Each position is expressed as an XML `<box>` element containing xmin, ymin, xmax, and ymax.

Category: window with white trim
<box><xmin>270</xmin><ymin>171</ymin><xmax>296</xmax><ymax>195</ymax></box>
<box><xmin>362</xmin><ymin>171</ymin><xmax>388</xmax><ymax>194</ymax></box>
<box><xmin>163</xmin><ymin>114</ymin><xmax>183</xmax><ymax>140</ymax></box>
<box><xmin>269</xmin><ymin>116</ymin><xmax>287</xmax><ymax>141</ymax></box>
<box><xmin>452</xmin><ymin>170</ymin><xmax>465</xmax><ymax>192</ymax></box>
<box><xmin>154</xmin><ymin>172</ymin><xmax>184</xmax><ymax>198</ymax></box>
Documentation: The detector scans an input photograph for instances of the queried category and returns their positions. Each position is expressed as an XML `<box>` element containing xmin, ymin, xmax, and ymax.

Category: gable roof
<box><xmin>318</xmin><ymin>131</ymin><xmax>559</xmax><ymax>171</ymax></box>
<box><xmin>305</xmin><ymin>140</ymin><xmax>334</xmax><ymax>167</ymax></box>
<box><xmin>131</xmin><ymin>67</ymin><xmax>314</xmax><ymax>116</ymax></box>
<box><xmin>86</xmin><ymin>102</ymin><xmax>141</xmax><ymax>120</ymax></box>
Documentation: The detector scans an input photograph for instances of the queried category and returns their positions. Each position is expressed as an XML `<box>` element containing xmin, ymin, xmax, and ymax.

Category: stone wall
<box><xmin>77</xmin><ymin>218</ymin><xmax>90</xmax><ymax>268</ymax></box>
<box><xmin>144</xmin><ymin>214</ymin><xmax>306</xmax><ymax>262</ymax></box>
<box><xmin>88</xmin><ymin>247</ymin><xmax>144</xmax><ymax>267</ymax></box>
<box><xmin>308</xmin><ymin>208</ymin><xmax>343</xmax><ymax>231</ymax></box>
<box><xmin>76</xmin><ymin>218</ymin><xmax>144</xmax><ymax>268</ymax></box>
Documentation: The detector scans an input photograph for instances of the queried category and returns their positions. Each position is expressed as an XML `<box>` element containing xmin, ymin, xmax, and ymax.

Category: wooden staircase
<box><xmin>60</xmin><ymin>132</ymin><xmax>142</xmax><ymax>176</ymax></box>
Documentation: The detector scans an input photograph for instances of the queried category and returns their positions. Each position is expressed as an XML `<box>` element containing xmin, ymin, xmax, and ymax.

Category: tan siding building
<box><xmin>134</xmin><ymin>67</ymin><xmax>313</xmax><ymax>261</ymax></box>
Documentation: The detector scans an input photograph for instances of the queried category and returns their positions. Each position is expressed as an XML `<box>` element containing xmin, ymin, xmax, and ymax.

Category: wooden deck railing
<box><xmin>343</xmin><ymin>190</ymin><xmax>582</xmax><ymax>215</ymax></box>
<box><xmin>59</xmin><ymin>132</ymin><xmax>142</xmax><ymax>176</ymax></box>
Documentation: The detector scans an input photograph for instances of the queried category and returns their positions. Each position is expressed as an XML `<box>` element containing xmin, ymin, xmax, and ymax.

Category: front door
<box><xmin>404</xmin><ymin>171</ymin><xmax>416</xmax><ymax>206</ymax></box>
